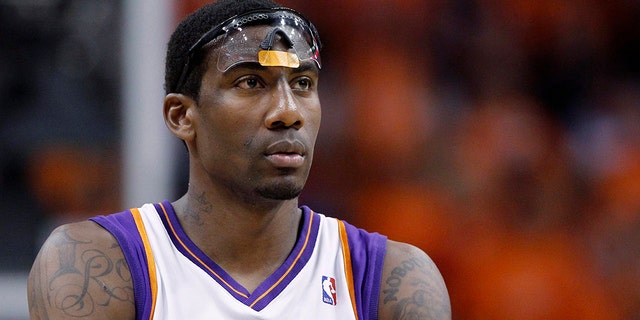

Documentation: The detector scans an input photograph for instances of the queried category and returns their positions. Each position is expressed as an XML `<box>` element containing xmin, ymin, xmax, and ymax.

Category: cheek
<box><xmin>201</xmin><ymin>115</ymin><xmax>256</xmax><ymax>161</ymax></box>
<box><xmin>307</xmin><ymin>104</ymin><xmax>322</xmax><ymax>138</ymax></box>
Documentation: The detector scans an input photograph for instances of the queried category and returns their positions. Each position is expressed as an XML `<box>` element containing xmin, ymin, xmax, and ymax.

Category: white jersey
<box><xmin>91</xmin><ymin>201</ymin><xmax>387</xmax><ymax>320</ymax></box>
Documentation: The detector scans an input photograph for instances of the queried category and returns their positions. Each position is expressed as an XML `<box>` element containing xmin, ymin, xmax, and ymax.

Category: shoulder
<box><xmin>378</xmin><ymin>240</ymin><xmax>451</xmax><ymax>320</ymax></box>
<box><xmin>28</xmin><ymin>220</ymin><xmax>135</xmax><ymax>319</ymax></box>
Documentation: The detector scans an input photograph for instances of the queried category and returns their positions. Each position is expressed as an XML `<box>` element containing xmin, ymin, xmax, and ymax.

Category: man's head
<box><xmin>163</xmin><ymin>0</ymin><xmax>323</xmax><ymax>204</ymax></box>
<box><xmin>164</xmin><ymin>0</ymin><xmax>321</xmax><ymax>100</ymax></box>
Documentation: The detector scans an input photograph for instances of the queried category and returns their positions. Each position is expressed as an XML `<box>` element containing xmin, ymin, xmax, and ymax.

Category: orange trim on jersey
<box><xmin>338</xmin><ymin>220</ymin><xmax>359</xmax><ymax>320</ymax></box>
<box><xmin>158</xmin><ymin>202</ymin><xmax>250</xmax><ymax>299</ymax></box>
<box><xmin>131</xmin><ymin>208</ymin><xmax>158</xmax><ymax>320</ymax></box>
<box><xmin>249</xmin><ymin>211</ymin><xmax>314</xmax><ymax>308</ymax></box>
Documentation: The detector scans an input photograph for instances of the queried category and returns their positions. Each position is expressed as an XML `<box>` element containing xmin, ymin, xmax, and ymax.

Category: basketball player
<box><xmin>27</xmin><ymin>0</ymin><xmax>451</xmax><ymax>319</ymax></box>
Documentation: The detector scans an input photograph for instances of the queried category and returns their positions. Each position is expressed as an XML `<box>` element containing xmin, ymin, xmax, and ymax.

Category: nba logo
<box><xmin>322</xmin><ymin>276</ymin><xmax>337</xmax><ymax>305</ymax></box>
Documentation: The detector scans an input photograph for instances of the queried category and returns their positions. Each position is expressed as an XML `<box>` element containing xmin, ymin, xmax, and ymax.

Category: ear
<box><xmin>163</xmin><ymin>93</ymin><xmax>197</xmax><ymax>142</ymax></box>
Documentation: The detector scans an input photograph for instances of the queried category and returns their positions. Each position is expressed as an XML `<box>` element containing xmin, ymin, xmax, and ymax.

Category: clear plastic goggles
<box><xmin>215</xmin><ymin>23</ymin><xmax>320</xmax><ymax>71</ymax></box>
<box><xmin>174</xmin><ymin>8</ymin><xmax>322</xmax><ymax>92</ymax></box>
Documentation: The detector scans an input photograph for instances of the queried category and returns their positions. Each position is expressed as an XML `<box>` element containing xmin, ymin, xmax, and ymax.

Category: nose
<box><xmin>264</xmin><ymin>80</ymin><xmax>304</xmax><ymax>130</ymax></box>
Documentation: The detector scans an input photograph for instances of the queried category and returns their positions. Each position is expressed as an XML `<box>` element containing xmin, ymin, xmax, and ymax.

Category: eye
<box><xmin>291</xmin><ymin>77</ymin><xmax>313</xmax><ymax>91</ymax></box>
<box><xmin>236</xmin><ymin>76</ymin><xmax>264</xmax><ymax>89</ymax></box>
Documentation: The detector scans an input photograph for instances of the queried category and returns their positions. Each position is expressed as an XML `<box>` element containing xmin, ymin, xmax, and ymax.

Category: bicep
<box><xmin>378</xmin><ymin>240</ymin><xmax>451</xmax><ymax>320</ymax></box>
<box><xmin>28</xmin><ymin>221</ymin><xmax>135</xmax><ymax>320</ymax></box>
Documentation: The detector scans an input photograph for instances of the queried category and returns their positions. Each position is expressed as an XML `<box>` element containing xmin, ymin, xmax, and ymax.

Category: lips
<box><xmin>264</xmin><ymin>140</ymin><xmax>306</xmax><ymax>168</ymax></box>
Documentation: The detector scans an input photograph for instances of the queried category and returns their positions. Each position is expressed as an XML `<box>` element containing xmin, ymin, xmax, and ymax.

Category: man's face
<box><xmin>190</xmin><ymin>25</ymin><xmax>321</xmax><ymax>203</ymax></box>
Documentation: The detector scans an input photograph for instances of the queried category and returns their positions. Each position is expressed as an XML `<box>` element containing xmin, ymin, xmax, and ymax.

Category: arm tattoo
<box><xmin>46</xmin><ymin>229</ymin><xmax>134</xmax><ymax>317</ymax></box>
<box><xmin>29</xmin><ymin>260</ymin><xmax>48</xmax><ymax>318</ymax></box>
<box><xmin>382</xmin><ymin>256</ymin><xmax>428</xmax><ymax>304</ymax></box>
<box><xmin>382</xmin><ymin>256</ymin><xmax>450</xmax><ymax>319</ymax></box>
<box><xmin>394</xmin><ymin>288</ymin><xmax>430</xmax><ymax>319</ymax></box>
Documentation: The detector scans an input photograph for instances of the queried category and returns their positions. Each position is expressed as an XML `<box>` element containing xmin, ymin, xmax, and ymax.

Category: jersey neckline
<box><xmin>153</xmin><ymin>201</ymin><xmax>320</xmax><ymax>311</ymax></box>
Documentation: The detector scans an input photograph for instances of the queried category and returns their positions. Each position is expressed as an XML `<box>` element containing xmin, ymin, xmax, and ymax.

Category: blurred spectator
<box><xmin>26</xmin><ymin>144</ymin><xmax>121</xmax><ymax>239</ymax></box>
<box><xmin>447</xmin><ymin>94</ymin><xmax>622</xmax><ymax>319</ymax></box>
<box><xmin>574</xmin><ymin>80</ymin><xmax>640</xmax><ymax>317</ymax></box>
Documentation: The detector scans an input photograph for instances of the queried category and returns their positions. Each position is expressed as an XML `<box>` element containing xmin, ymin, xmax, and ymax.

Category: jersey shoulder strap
<box><xmin>90</xmin><ymin>208</ymin><xmax>154</xmax><ymax>320</ymax></box>
<box><xmin>340</xmin><ymin>219</ymin><xmax>388</xmax><ymax>320</ymax></box>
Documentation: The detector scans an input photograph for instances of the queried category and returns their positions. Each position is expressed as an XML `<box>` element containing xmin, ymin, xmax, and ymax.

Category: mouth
<box><xmin>264</xmin><ymin>140</ymin><xmax>306</xmax><ymax>168</ymax></box>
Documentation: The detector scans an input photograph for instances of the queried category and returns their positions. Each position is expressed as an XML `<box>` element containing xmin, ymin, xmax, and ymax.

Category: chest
<box><xmin>145</xmin><ymin>213</ymin><xmax>358</xmax><ymax>319</ymax></box>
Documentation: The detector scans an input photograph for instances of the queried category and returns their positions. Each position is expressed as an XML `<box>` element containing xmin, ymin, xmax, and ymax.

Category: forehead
<box><xmin>216</xmin><ymin>60</ymin><xmax>321</xmax><ymax>78</ymax></box>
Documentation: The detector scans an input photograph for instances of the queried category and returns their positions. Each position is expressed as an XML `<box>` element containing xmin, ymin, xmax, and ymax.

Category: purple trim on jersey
<box><xmin>248</xmin><ymin>206</ymin><xmax>319</xmax><ymax>310</ymax></box>
<box><xmin>342</xmin><ymin>220</ymin><xmax>387</xmax><ymax>320</ymax></box>
<box><xmin>153</xmin><ymin>202</ymin><xmax>249</xmax><ymax>299</ymax></box>
<box><xmin>155</xmin><ymin>201</ymin><xmax>320</xmax><ymax>311</ymax></box>
<box><xmin>90</xmin><ymin>211</ymin><xmax>152</xmax><ymax>320</ymax></box>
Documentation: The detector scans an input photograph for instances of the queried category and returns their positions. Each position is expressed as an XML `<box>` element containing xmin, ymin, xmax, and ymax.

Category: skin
<box><xmin>379</xmin><ymin>241</ymin><xmax>452</xmax><ymax>319</ymax></box>
<box><xmin>27</xmin><ymin>221</ymin><xmax>135</xmax><ymax>319</ymax></box>
<box><xmin>28</xmin><ymin>25</ymin><xmax>450</xmax><ymax>320</ymax></box>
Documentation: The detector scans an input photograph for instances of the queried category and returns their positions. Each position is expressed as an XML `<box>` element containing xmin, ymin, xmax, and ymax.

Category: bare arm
<box><xmin>378</xmin><ymin>240</ymin><xmax>451</xmax><ymax>320</ymax></box>
<box><xmin>27</xmin><ymin>221</ymin><xmax>136</xmax><ymax>319</ymax></box>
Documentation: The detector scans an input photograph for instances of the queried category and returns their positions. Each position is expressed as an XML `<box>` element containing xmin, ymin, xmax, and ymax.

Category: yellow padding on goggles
<box><xmin>258</xmin><ymin>50</ymin><xmax>300</xmax><ymax>68</ymax></box>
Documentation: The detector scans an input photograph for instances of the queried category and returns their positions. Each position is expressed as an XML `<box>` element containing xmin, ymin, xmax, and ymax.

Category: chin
<box><xmin>257</xmin><ymin>182</ymin><xmax>304</xmax><ymax>200</ymax></box>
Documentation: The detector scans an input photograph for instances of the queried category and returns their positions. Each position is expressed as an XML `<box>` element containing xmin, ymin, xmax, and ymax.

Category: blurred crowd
<box><xmin>284</xmin><ymin>0</ymin><xmax>640</xmax><ymax>318</ymax></box>
<box><xmin>2</xmin><ymin>0</ymin><xmax>639</xmax><ymax>319</ymax></box>
<box><xmin>0</xmin><ymin>0</ymin><xmax>122</xmax><ymax>270</ymax></box>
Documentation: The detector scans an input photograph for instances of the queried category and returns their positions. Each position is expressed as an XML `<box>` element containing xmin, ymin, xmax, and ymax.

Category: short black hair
<box><xmin>164</xmin><ymin>0</ymin><xmax>280</xmax><ymax>98</ymax></box>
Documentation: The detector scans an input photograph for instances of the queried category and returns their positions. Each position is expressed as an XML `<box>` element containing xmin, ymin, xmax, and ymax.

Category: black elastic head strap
<box><xmin>260</xmin><ymin>28</ymin><xmax>294</xmax><ymax>50</ymax></box>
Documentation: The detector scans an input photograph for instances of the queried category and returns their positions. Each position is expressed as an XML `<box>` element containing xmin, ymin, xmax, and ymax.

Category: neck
<box><xmin>171</xmin><ymin>190</ymin><xmax>303</xmax><ymax>292</ymax></box>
